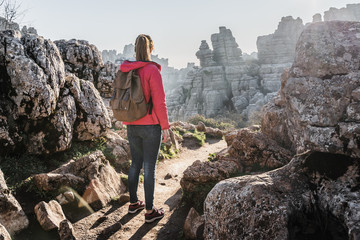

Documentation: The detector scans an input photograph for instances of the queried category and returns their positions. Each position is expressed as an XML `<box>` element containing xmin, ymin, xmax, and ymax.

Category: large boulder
<box><xmin>204</xmin><ymin>152</ymin><xmax>360</xmax><ymax>239</ymax></box>
<box><xmin>262</xmin><ymin>21</ymin><xmax>360</xmax><ymax>158</ymax></box>
<box><xmin>0</xmin><ymin>169</ymin><xmax>29</xmax><ymax>234</ymax></box>
<box><xmin>0</xmin><ymin>30</ymin><xmax>111</xmax><ymax>155</ymax></box>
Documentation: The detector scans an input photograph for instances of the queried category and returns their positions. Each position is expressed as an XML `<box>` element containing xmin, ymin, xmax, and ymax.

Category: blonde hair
<box><xmin>134</xmin><ymin>34</ymin><xmax>154</xmax><ymax>61</ymax></box>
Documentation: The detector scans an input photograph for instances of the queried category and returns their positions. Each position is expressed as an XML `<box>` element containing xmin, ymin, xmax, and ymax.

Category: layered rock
<box><xmin>263</xmin><ymin>21</ymin><xmax>360</xmax><ymax>157</ymax></box>
<box><xmin>167</xmin><ymin>20</ymin><xmax>305</xmax><ymax>121</ymax></box>
<box><xmin>211</xmin><ymin>26</ymin><xmax>242</xmax><ymax>66</ymax></box>
<box><xmin>0</xmin><ymin>169</ymin><xmax>29</xmax><ymax>234</ymax></box>
<box><xmin>204</xmin><ymin>21</ymin><xmax>360</xmax><ymax>239</ymax></box>
<box><xmin>324</xmin><ymin>3</ymin><xmax>360</xmax><ymax>22</ymax></box>
<box><xmin>257</xmin><ymin>16</ymin><xmax>304</xmax><ymax>93</ymax></box>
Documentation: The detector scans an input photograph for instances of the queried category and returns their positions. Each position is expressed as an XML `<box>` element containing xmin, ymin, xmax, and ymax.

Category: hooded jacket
<box><xmin>120</xmin><ymin>60</ymin><xmax>170</xmax><ymax>130</ymax></box>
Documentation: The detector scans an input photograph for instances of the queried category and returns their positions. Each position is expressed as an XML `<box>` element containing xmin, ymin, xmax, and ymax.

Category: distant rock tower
<box><xmin>312</xmin><ymin>13</ymin><xmax>322</xmax><ymax>23</ymax></box>
<box><xmin>196</xmin><ymin>40</ymin><xmax>216</xmax><ymax>67</ymax></box>
<box><xmin>211</xmin><ymin>26</ymin><xmax>242</xmax><ymax>66</ymax></box>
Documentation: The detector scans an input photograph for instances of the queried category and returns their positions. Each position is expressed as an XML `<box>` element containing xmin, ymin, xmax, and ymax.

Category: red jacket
<box><xmin>120</xmin><ymin>60</ymin><xmax>170</xmax><ymax>130</ymax></box>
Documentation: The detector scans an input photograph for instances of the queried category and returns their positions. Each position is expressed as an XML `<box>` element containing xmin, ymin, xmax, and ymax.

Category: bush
<box><xmin>187</xmin><ymin>113</ymin><xmax>246</xmax><ymax>130</ymax></box>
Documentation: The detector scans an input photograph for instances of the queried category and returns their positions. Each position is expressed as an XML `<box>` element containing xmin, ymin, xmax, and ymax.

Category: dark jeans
<box><xmin>127</xmin><ymin>125</ymin><xmax>162</xmax><ymax>210</ymax></box>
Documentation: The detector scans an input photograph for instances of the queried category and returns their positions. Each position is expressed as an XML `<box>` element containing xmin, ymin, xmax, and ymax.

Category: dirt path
<box><xmin>73</xmin><ymin>138</ymin><xmax>227</xmax><ymax>240</ymax></box>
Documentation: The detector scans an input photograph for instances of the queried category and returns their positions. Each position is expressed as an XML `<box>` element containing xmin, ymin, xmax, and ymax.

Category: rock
<box><xmin>263</xmin><ymin>21</ymin><xmax>360</xmax><ymax>158</ymax></box>
<box><xmin>312</xmin><ymin>13</ymin><xmax>322</xmax><ymax>22</ymax></box>
<box><xmin>34</xmin><ymin>200</ymin><xmax>66</xmax><ymax>231</ymax></box>
<box><xmin>103</xmin><ymin>130</ymin><xmax>131</xmax><ymax>170</ymax></box>
<box><xmin>257</xmin><ymin>16</ymin><xmax>304</xmax><ymax>64</ymax></box>
<box><xmin>204</xmin><ymin>127</ymin><xmax>224</xmax><ymax>138</ymax></box>
<box><xmin>97</xmin><ymin>61</ymin><xmax>118</xmax><ymax>98</ymax></box>
<box><xmin>0</xmin><ymin>169</ymin><xmax>29</xmax><ymax>234</ymax></box>
<box><xmin>56</xmin><ymin>191</ymin><xmax>76</xmax><ymax>205</ymax></box>
<box><xmin>77</xmin><ymin>151</ymin><xmax>126</xmax><ymax>209</ymax></box>
<box><xmin>0</xmin><ymin>223</ymin><xmax>11</xmax><ymax>240</ymax></box>
<box><xmin>324</xmin><ymin>3</ymin><xmax>360</xmax><ymax>21</ymax></box>
<box><xmin>58</xmin><ymin>220</ymin><xmax>77</xmax><ymax>240</ymax></box>
<box><xmin>181</xmin><ymin>160</ymin><xmax>241</xmax><ymax>193</ymax></box>
<box><xmin>33</xmin><ymin>173</ymin><xmax>85</xmax><ymax>192</ymax></box>
<box><xmin>204</xmin><ymin>152</ymin><xmax>360</xmax><ymax>240</ymax></box>
<box><xmin>196</xmin><ymin>121</ymin><xmax>206</xmax><ymax>132</ymax></box>
<box><xmin>65</xmin><ymin>74</ymin><xmax>111</xmax><ymax>141</ymax></box>
<box><xmin>291</xmin><ymin>21</ymin><xmax>360</xmax><ymax>79</ymax></box>
<box><xmin>34</xmin><ymin>151</ymin><xmax>126</xmax><ymax>209</ymax></box>
<box><xmin>211</xmin><ymin>26</ymin><xmax>242</xmax><ymax>66</ymax></box>
<box><xmin>184</xmin><ymin>208</ymin><xmax>204</xmax><ymax>240</ymax></box>
<box><xmin>118</xmin><ymin>194</ymin><xmax>130</xmax><ymax>205</ymax></box>
<box><xmin>196</xmin><ymin>40</ymin><xmax>216</xmax><ymax>68</ymax></box>
<box><xmin>54</xmin><ymin>39</ymin><xmax>104</xmax><ymax>83</ymax></box>
<box><xmin>224</xmin><ymin>127</ymin><xmax>294</xmax><ymax>172</ymax></box>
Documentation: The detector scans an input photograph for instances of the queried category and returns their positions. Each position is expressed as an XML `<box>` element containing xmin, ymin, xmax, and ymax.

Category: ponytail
<box><xmin>134</xmin><ymin>34</ymin><xmax>154</xmax><ymax>61</ymax></box>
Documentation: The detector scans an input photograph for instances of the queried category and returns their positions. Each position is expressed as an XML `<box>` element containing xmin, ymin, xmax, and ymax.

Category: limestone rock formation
<box><xmin>34</xmin><ymin>200</ymin><xmax>67</xmax><ymax>231</ymax></box>
<box><xmin>54</xmin><ymin>39</ymin><xmax>103</xmax><ymax>82</ymax></box>
<box><xmin>204</xmin><ymin>21</ymin><xmax>360</xmax><ymax>240</ymax></box>
<box><xmin>257</xmin><ymin>16</ymin><xmax>304</xmax><ymax>65</ymax></box>
<box><xmin>55</xmin><ymin>39</ymin><xmax>117</xmax><ymax>98</ymax></box>
<box><xmin>0</xmin><ymin>30</ymin><xmax>112</xmax><ymax>155</ymax></box>
<box><xmin>211</xmin><ymin>26</ymin><xmax>242</xmax><ymax>66</ymax></box>
<box><xmin>263</xmin><ymin>21</ymin><xmax>360</xmax><ymax>157</ymax></box>
<box><xmin>167</xmin><ymin>20</ymin><xmax>304</xmax><ymax>121</ymax></box>
<box><xmin>0</xmin><ymin>169</ymin><xmax>29</xmax><ymax>234</ymax></box>
<box><xmin>257</xmin><ymin>16</ymin><xmax>304</xmax><ymax>93</ymax></box>
<box><xmin>324</xmin><ymin>3</ymin><xmax>360</xmax><ymax>22</ymax></box>
<box><xmin>196</xmin><ymin>40</ymin><xmax>216</xmax><ymax>68</ymax></box>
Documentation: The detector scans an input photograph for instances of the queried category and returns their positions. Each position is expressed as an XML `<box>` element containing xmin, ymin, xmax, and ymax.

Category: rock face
<box><xmin>0</xmin><ymin>30</ymin><xmax>111</xmax><ymax>155</ymax></box>
<box><xmin>324</xmin><ymin>3</ymin><xmax>360</xmax><ymax>21</ymax></box>
<box><xmin>0</xmin><ymin>169</ymin><xmax>29</xmax><ymax>234</ymax></box>
<box><xmin>204</xmin><ymin>21</ymin><xmax>360</xmax><ymax>240</ymax></box>
<box><xmin>263</xmin><ymin>21</ymin><xmax>360</xmax><ymax>158</ymax></box>
<box><xmin>55</xmin><ymin>39</ymin><xmax>117</xmax><ymax>98</ymax></box>
<box><xmin>167</xmin><ymin>19</ymin><xmax>304</xmax><ymax>121</ymax></box>
<box><xmin>184</xmin><ymin>208</ymin><xmax>204</xmax><ymax>240</ymax></box>
<box><xmin>0</xmin><ymin>17</ymin><xmax>19</xmax><ymax>31</ymax></box>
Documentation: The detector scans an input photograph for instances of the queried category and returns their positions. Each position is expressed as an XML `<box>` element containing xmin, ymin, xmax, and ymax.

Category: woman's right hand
<box><xmin>162</xmin><ymin>129</ymin><xmax>170</xmax><ymax>143</ymax></box>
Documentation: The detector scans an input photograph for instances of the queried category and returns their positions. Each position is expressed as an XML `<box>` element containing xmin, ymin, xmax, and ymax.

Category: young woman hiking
<box><xmin>120</xmin><ymin>34</ymin><xmax>170</xmax><ymax>223</ymax></box>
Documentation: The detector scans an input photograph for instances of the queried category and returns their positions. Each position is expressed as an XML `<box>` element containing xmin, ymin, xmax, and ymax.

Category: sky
<box><xmin>14</xmin><ymin>0</ymin><xmax>356</xmax><ymax>69</ymax></box>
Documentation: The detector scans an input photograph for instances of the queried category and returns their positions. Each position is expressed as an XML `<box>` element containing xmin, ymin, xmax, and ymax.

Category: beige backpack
<box><xmin>110</xmin><ymin>69</ymin><xmax>152</xmax><ymax>122</ymax></box>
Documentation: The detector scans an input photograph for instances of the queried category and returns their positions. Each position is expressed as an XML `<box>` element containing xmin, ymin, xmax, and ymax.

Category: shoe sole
<box><xmin>145</xmin><ymin>214</ymin><xmax>164</xmax><ymax>223</ymax></box>
<box><xmin>128</xmin><ymin>207</ymin><xmax>144</xmax><ymax>214</ymax></box>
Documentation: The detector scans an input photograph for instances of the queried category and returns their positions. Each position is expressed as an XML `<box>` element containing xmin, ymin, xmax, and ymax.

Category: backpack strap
<box><xmin>148</xmin><ymin>97</ymin><xmax>153</xmax><ymax>115</ymax></box>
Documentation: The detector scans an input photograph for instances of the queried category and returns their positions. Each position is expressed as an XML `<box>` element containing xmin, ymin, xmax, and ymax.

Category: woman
<box><xmin>120</xmin><ymin>34</ymin><xmax>170</xmax><ymax>223</ymax></box>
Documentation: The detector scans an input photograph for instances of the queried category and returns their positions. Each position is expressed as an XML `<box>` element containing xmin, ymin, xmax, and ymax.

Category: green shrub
<box><xmin>187</xmin><ymin>114</ymin><xmax>246</xmax><ymax>130</ymax></box>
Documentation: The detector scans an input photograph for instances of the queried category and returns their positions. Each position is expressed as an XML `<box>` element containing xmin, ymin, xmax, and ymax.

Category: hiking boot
<box><xmin>128</xmin><ymin>200</ymin><xmax>145</xmax><ymax>213</ymax></box>
<box><xmin>145</xmin><ymin>207</ymin><xmax>165</xmax><ymax>223</ymax></box>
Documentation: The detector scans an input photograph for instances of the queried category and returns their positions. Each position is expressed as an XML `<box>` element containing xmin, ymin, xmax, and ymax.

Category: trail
<box><xmin>73</xmin><ymin>138</ymin><xmax>227</xmax><ymax>240</ymax></box>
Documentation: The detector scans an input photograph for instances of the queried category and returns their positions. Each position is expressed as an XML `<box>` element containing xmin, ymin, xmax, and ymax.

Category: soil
<box><xmin>73</xmin><ymin>138</ymin><xmax>227</xmax><ymax>240</ymax></box>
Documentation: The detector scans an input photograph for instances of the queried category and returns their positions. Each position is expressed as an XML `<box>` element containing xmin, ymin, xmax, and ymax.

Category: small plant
<box><xmin>192</xmin><ymin>130</ymin><xmax>206</xmax><ymax>146</ymax></box>
<box><xmin>208</xmin><ymin>153</ymin><xmax>217</xmax><ymax>162</ymax></box>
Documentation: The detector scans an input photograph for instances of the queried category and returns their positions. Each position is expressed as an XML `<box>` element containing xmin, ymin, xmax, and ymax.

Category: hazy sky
<box><xmin>16</xmin><ymin>0</ymin><xmax>354</xmax><ymax>69</ymax></box>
